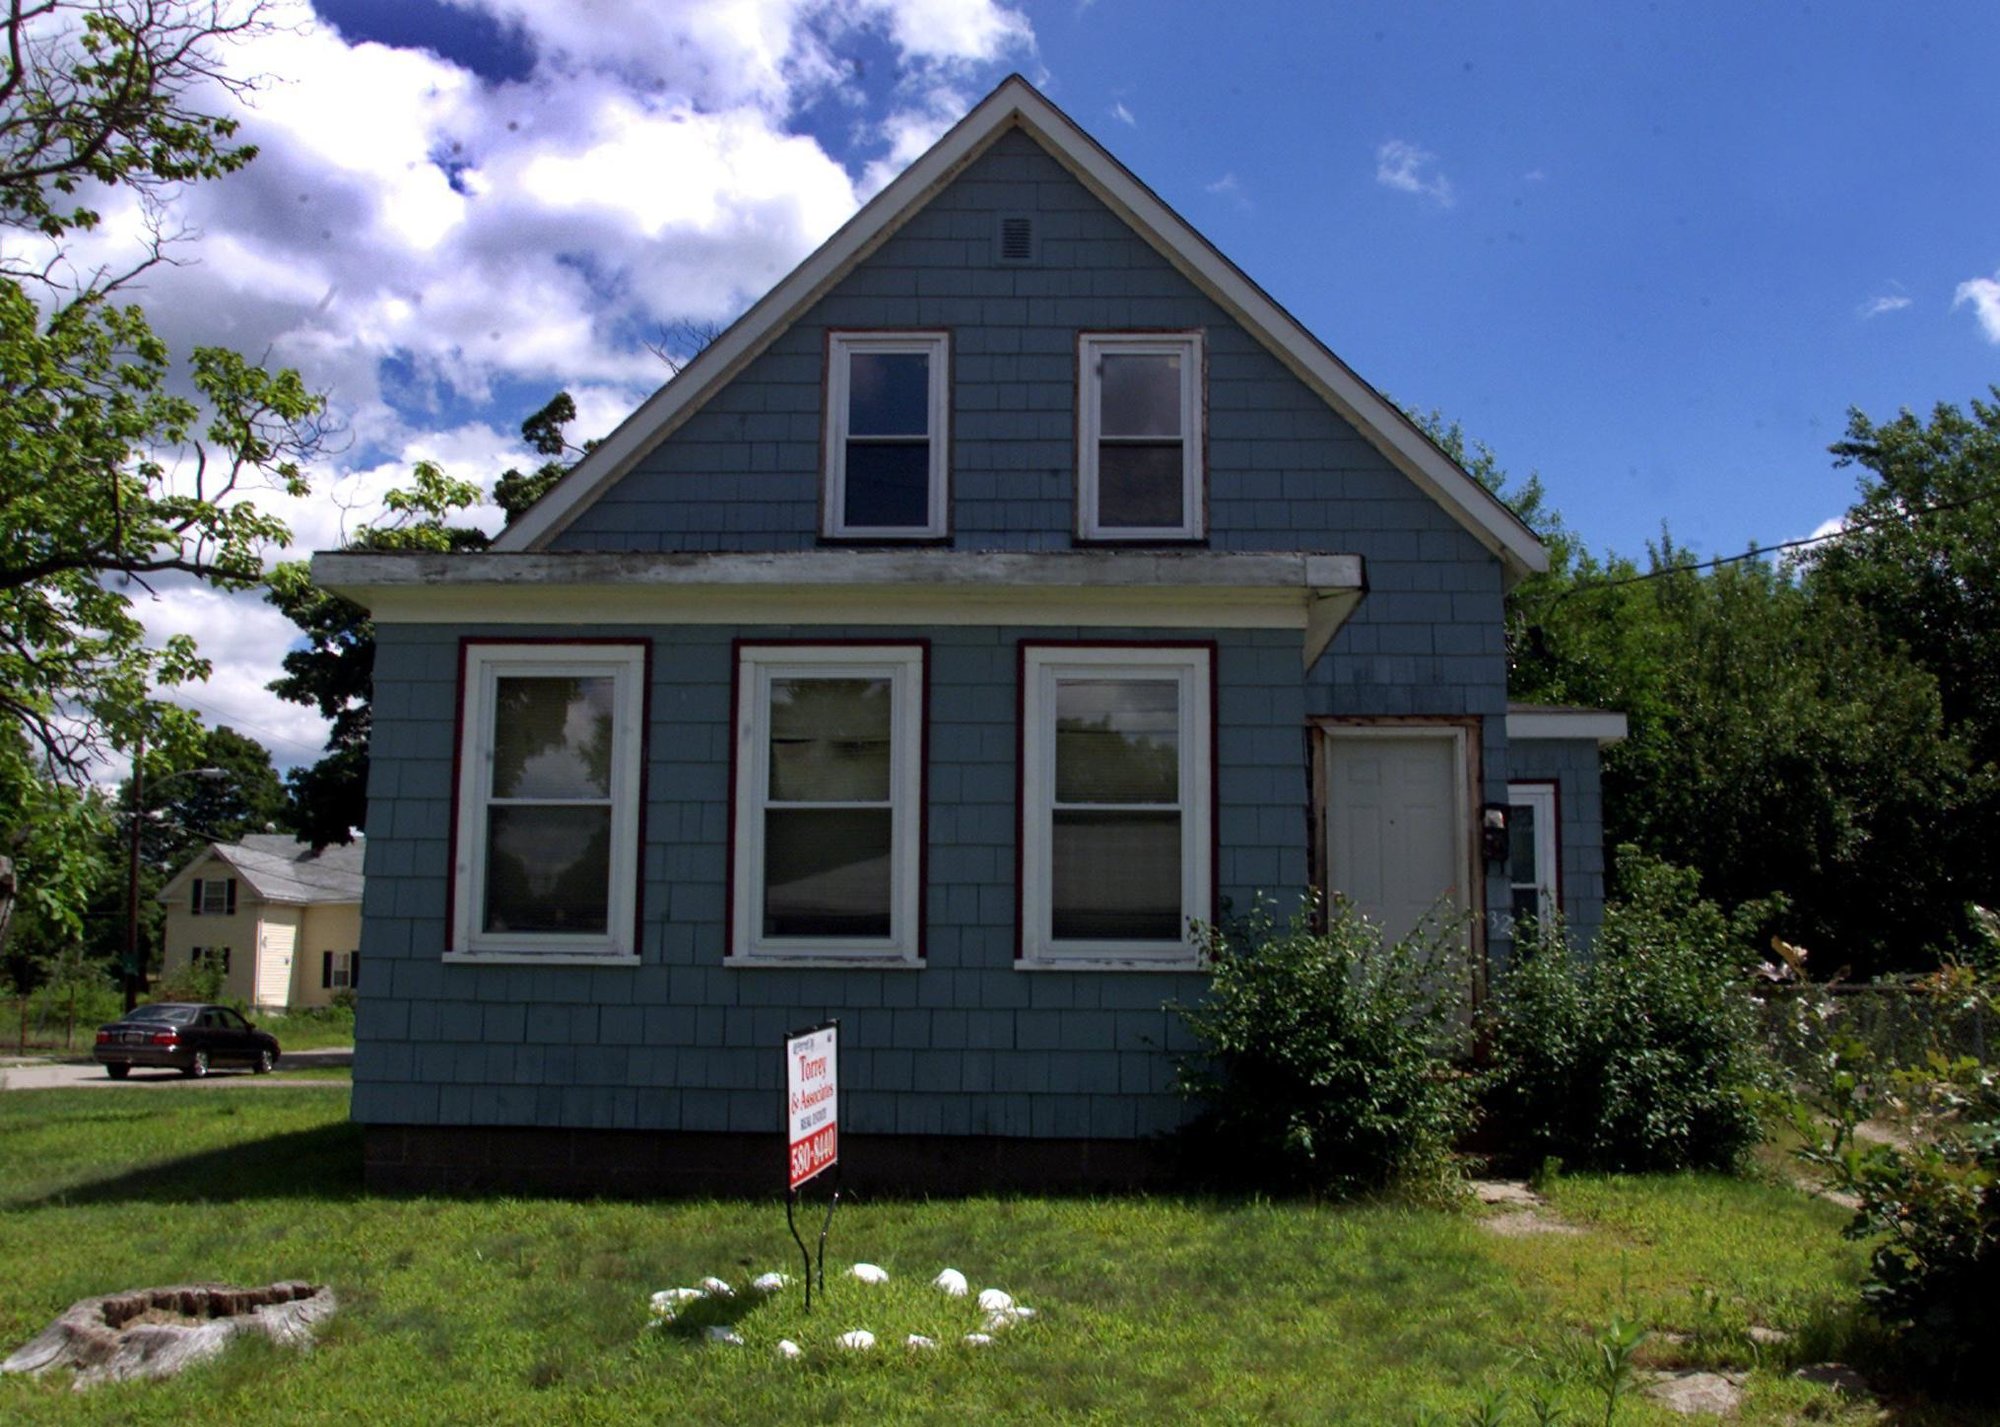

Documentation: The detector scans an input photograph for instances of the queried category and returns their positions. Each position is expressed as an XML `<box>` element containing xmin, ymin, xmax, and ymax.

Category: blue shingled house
<box><xmin>317</xmin><ymin>76</ymin><xmax>1624</xmax><ymax>1194</ymax></box>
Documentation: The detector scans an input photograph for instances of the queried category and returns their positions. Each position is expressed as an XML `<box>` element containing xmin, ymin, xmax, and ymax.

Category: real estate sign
<box><xmin>785</xmin><ymin>1022</ymin><xmax>838</xmax><ymax>1191</ymax></box>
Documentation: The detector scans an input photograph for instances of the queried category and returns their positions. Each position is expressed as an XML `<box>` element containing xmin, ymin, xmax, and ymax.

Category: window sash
<box><xmin>452</xmin><ymin>644</ymin><xmax>646</xmax><ymax>958</ymax></box>
<box><xmin>732</xmin><ymin>646</ymin><xmax>925</xmax><ymax>961</ymax></box>
<box><xmin>1507</xmin><ymin>782</ymin><xmax>1559</xmax><ymax>932</ymax></box>
<box><xmin>1021</xmin><ymin>647</ymin><xmax>1211</xmax><ymax>965</ymax></box>
<box><xmin>1078</xmin><ymin>333</ymin><xmax>1204</xmax><ymax>540</ymax></box>
<box><xmin>824</xmin><ymin>333</ymin><xmax>949</xmax><ymax>538</ymax></box>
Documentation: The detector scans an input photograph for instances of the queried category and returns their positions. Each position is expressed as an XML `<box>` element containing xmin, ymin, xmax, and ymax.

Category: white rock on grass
<box><xmin>848</xmin><ymin>1263</ymin><xmax>890</xmax><ymax>1285</ymax></box>
<box><xmin>749</xmin><ymin>1272</ymin><xmax>789</xmax><ymax>1295</ymax></box>
<box><xmin>705</xmin><ymin>1326</ymin><xmax>745</xmax><ymax>1347</ymax></box>
<box><xmin>775</xmin><ymin>1339</ymin><xmax>803</xmax><ymax>1360</ymax></box>
<box><xmin>933</xmin><ymin>1268</ymin><xmax>968</xmax><ymax>1297</ymax></box>
<box><xmin>963</xmin><ymin>1332</ymin><xmax>994</xmax><ymax>1347</ymax></box>
<box><xmin>976</xmin><ymin>1288</ymin><xmax>1014</xmax><ymax>1314</ymax></box>
<box><xmin>906</xmin><ymin>1334</ymin><xmax>939</xmax><ymax>1351</ymax></box>
<box><xmin>697</xmin><ymin>1276</ymin><xmax>735</xmax><ymax>1298</ymax></box>
<box><xmin>837</xmin><ymin>1329</ymin><xmax>876</xmax><ymax>1351</ymax></box>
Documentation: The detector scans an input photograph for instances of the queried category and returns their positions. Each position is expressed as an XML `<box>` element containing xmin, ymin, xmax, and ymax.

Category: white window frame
<box><xmin>730</xmin><ymin>644</ymin><xmax>926</xmax><ymax>966</ymax></box>
<box><xmin>196</xmin><ymin>878</ymin><xmax>232</xmax><ymax>916</ymax></box>
<box><xmin>449</xmin><ymin>642</ymin><xmax>647</xmax><ymax>963</ymax></box>
<box><xmin>1506</xmin><ymin>781</ymin><xmax>1560</xmax><ymax>931</ymax></box>
<box><xmin>1019</xmin><ymin>645</ymin><xmax>1212</xmax><ymax>968</ymax></box>
<box><xmin>324</xmin><ymin>949</ymin><xmax>355</xmax><ymax>990</ymax></box>
<box><xmin>823</xmin><ymin>331</ymin><xmax>950</xmax><ymax>539</ymax></box>
<box><xmin>1077</xmin><ymin>331</ymin><xmax>1205</xmax><ymax>541</ymax></box>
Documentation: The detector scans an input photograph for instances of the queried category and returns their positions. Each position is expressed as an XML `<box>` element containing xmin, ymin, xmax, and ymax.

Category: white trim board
<box><xmin>315</xmin><ymin>549</ymin><xmax>1367</xmax><ymax>667</ymax></box>
<box><xmin>1505</xmin><ymin>708</ymin><xmax>1629</xmax><ymax>746</ymax></box>
<box><xmin>485</xmin><ymin>76</ymin><xmax>1546</xmax><ymax>583</ymax></box>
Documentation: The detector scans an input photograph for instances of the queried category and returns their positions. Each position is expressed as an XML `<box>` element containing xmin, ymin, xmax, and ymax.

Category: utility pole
<box><xmin>123</xmin><ymin>736</ymin><xmax>145</xmax><ymax>1012</ymax></box>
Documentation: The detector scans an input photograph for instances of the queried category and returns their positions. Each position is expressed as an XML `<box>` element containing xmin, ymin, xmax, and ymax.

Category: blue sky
<box><xmin>85</xmin><ymin>0</ymin><xmax>1999</xmax><ymax>766</ymax></box>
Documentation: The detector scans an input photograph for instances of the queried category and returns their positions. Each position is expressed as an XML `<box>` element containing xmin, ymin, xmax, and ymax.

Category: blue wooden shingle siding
<box><xmin>1508</xmin><ymin>738</ymin><xmax>1612</xmax><ymax>949</ymax></box>
<box><xmin>352</xmin><ymin>125</ymin><xmax>1527</xmax><ymax>1139</ymax></box>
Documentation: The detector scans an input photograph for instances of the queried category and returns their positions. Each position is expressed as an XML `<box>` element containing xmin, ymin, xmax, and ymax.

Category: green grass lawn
<box><xmin>0</xmin><ymin>1089</ymin><xmax>1977</xmax><ymax>1425</ymax></box>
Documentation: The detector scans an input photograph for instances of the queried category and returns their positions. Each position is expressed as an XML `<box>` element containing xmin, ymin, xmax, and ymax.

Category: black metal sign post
<box><xmin>783</xmin><ymin>1019</ymin><xmax>840</xmax><ymax>1312</ymax></box>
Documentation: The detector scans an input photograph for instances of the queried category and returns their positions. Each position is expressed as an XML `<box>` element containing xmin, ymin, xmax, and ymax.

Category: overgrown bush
<box><xmin>1483</xmin><ymin>850</ymin><xmax>1767</xmax><ymax>1172</ymax></box>
<box><xmin>1171</xmin><ymin>897</ymin><xmax>1476</xmax><ymax>1200</ymax></box>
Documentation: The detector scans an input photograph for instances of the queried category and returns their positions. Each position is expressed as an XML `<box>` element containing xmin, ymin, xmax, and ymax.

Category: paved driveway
<box><xmin>0</xmin><ymin>1047</ymin><xmax>352</xmax><ymax>1090</ymax></box>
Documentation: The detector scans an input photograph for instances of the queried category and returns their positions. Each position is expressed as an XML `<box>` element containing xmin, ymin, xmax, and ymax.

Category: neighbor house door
<box><xmin>1320</xmin><ymin>727</ymin><xmax>1470</xmax><ymax>947</ymax></box>
<box><xmin>256</xmin><ymin>923</ymin><xmax>295</xmax><ymax>1010</ymax></box>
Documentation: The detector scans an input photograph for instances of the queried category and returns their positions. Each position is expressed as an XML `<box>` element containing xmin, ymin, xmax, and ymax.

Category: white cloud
<box><xmin>1110</xmin><ymin>100</ymin><xmax>1134</xmax><ymax>127</ymax></box>
<box><xmin>1375</xmin><ymin>138</ymin><xmax>1454</xmax><ymax>207</ymax></box>
<box><xmin>1859</xmin><ymin>281</ymin><xmax>1912</xmax><ymax>319</ymax></box>
<box><xmin>1953</xmin><ymin>271</ymin><xmax>2000</xmax><ymax>342</ymax></box>
<box><xmin>13</xmin><ymin>0</ymin><xmax>1037</xmax><ymax>772</ymax></box>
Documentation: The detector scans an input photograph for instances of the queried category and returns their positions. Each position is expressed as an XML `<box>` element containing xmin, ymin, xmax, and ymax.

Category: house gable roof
<box><xmin>156</xmin><ymin>835</ymin><xmax>366</xmax><ymax>908</ymax></box>
<box><xmin>492</xmin><ymin>75</ymin><xmax>1547</xmax><ymax>584</ymax></box>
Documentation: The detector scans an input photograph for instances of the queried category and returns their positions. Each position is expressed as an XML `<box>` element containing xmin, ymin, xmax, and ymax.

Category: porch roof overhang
<box><xmin>314</xmin><ymin>549</ymin><xmax>1368</xmax><ymax>670</ymax></box>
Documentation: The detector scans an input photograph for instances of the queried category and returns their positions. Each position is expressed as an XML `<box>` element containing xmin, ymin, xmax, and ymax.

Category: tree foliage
<box><xmin>0</xmin><ymin>0</ymin><xmax>320</xmax><ymax>960</ymax></box>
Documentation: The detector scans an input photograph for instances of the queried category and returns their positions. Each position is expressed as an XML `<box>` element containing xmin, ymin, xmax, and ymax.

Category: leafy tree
<box><xmin>266</xmin><ymin>460</ymin><xmax>487</xmax><ymax>846</ymax></box>
<box><xmin>0</xmin><ymin>1</ymin><xmax>320</xmax><ymax>952</ymax></box>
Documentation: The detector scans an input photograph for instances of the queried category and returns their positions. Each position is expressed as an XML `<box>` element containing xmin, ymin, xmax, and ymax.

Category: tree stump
<box><xmin>1</xmin><ymin>1282</ymin><xmax>335</xmax><ymax>1387</ymax></box>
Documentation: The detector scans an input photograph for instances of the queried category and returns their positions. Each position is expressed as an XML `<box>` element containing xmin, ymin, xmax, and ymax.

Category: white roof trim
<box><xmin>490</xmin><ymin>75</ymin><xmax>1546</xmax><ymax>582</ymax></box>
<box><xmin>314</xmin><ymin>549</ymin><xmax>1365</xmax><ymax>665</ymax></box>
<box><xmin>1506</xmin><ymin>708</ymin><xmax>1629</xmax><ymax>746</ymax></box>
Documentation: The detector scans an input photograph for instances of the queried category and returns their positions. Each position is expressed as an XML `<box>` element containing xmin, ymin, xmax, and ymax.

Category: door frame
<box><xmin>1309</xmin><ymin>716</ymin><xmax>1488</xmax><ymax>1001</ymax></box>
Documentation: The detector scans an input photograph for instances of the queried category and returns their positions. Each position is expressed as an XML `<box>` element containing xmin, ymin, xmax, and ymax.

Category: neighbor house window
<box><xmin>823</xmin><ymin>331</ymin><xmax>949</xmax><ymax>538</ymax></box>
<box><xmin>192</xmin><ymin>877</ymin><xmax>236</xmax><ymax>916</ymax></box>
<box><xmin>192</xmin><ymin>946</ymin><xmax>231</xmax><ymax>975</ymax></box>
<box><xmin>322</xmin><ymin>950</ymin><xmax>358</xmax><ymax>990</ymax></box>
<box><xmin>730</xmin><ymin>644</ymin><xmax>926</xmax><ymax>963</ymax></box>
<box><xmin>1077</xmin><ymin>332</ymin><xmax>1204</xmax><ymax>540</ymax></box>
<box><xmin>1019</xmin><ymin>644</ymin><xmax>1212</xmax><ymax>965</ymax></box>
<box><xmin>1507</xmin><ymin>781</ymin><xmax>1559</xmax><ymax>933</ymax></box>
<box><xmin>450</xmin><ymin>642</ymin><xmax>648</xmax><ymax>960</ymax></box>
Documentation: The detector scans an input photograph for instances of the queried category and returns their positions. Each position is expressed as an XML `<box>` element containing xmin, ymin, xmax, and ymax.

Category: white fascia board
<box><xmin>313</xmin><ymin>549</ymin><xmax>1364</xmax><ymax>648</ymax></box>
<box><xmin>493</xmin><ymin>75</ymin><xmax>1545</xmax><ymax>583</ymax></box>
<box><xmin>1505</xmin><ymin>709</ymin><xmax>1630</xmax><ymax>746</ymax></box>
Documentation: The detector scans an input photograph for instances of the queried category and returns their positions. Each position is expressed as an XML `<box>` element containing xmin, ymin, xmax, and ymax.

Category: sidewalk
<box><xmin>0</xmin><ymin>1045</ymin><xmax>352</xmax><ymax>1090</ymax></box>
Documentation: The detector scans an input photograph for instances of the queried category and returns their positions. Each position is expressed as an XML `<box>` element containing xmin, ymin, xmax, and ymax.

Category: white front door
<box><xmin>256</xmin><ymin>924</ymin><xmax>295</xmax><ymax>1010</ymax></box>
<box><xmin>1323</xmin><ymin>730</ymin><xmax>1467</xmax><ymax>946</ymax></box>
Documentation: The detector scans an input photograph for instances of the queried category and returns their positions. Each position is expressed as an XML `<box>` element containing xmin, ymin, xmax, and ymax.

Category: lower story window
<box><xmin>322</xmin><ymin>950</ymin><xmax>358</xmax><ymax>990</ymax></box>
<box><xmin>1507</xmin><ymin>781</ymin><xmax>1559</xmax><ymax>932</ymax></box>
<box><xmin>192</xmin><ymin>945</ymin><xmax>231</xmax><ymax>975</ymax></box>
<box><xmin>451</xmin><ymin>642</ymin><xmax>648</xmax><ymax>958</ymax></box>
<box><xmin>730</xmin><ymin>643</ymin><xmax>926</xmax><ymax>962</ymax></box>
<box><xmin>1019</xmin><ymin>644</ymin><xmax>1212</xmax><ymax>965</ymax></box>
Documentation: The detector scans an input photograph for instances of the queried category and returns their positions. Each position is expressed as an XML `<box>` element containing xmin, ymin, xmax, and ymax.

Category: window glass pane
<box><xmin>1096</xmin><ymin>444</ymin><xmax>1185</xmax><ymax>528</ymax></box>
<box><xmin>764</xmin><ymin>808</ymin><xmax>893</xmax><ymax>937</ymax></box>
<box><xmin>483</xmin><ymin>804</ymin><xmax>611</xmax><ymax>933</ymax></box>
<box><xmin>200</xmin><ymin>882</ymin><xmax>229</xmax><ymax>914</ymax></box>
<box><xmin>847</xmin><ymin>351</ymin><xmax>930</xmax><ymax>435</ymax></box>
<box><xmin>1099</xmin><ymin>352</ymin><xmax>1181</xmax><ymax>436</ymax></box>
<box><xmin>1055</xmin><ymin>679</ymin><xmax>1179</xmax><ymax>804</ymax></box>
<box><xmin>1508</xmin><ymin>803</ymin><xmax>1538</xmax><ymax>886</ymax></box>
<box><xmin>1052</xmin><ymin>810</ymin><xmax>1181</xmax><ymax>940</ymax></box>
<box><xmin>491</xmin><ymin>676</ymin><xmax>616</xmax><ymax>799</ymax></box>
<box><xmin>769</xmin><ymin>678</ymin><xmax>892</xmax><ymax>802</ymax></box>
<box><xmin>841</xmin><ymin>442</ymin><xmax>931</xmax><ymax>528</ymax></box>
<box><xmin>1511</xmin><ymin>886</ymin><xmax>1542</xmax><ymax>928</ymax></box>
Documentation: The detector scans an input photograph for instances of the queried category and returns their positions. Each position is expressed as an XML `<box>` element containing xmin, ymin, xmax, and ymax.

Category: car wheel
<box><xmin>183</xmin><ymin>1051</ymin><xmax>210</xmax><ymax>1079</ymax></box>
<box><xmin>106</xmin><ymin>1064</ymin><xmax>130</xmax><ymax>1080</ymax></box>
<box><xmin>255</xmin><ymin>1049</ymin><xmax>275</xmax><ymax>1074</ymax></box>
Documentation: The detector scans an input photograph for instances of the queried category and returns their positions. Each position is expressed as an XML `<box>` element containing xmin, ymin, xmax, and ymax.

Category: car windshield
<box><xmin>127</xmin><ymin>1005</ymin><xmax>199</xmax><ymax>1025</ymax></box>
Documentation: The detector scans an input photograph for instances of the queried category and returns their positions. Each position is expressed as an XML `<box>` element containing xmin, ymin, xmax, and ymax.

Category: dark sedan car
<box><xmin>93</xmin><ymin>1002</ymin><xmax>281</xmax><ymax>1079</ymax></box>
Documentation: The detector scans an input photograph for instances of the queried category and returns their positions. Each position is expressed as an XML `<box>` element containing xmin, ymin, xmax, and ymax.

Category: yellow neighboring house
<box><xmin>156</xmin><ymin>835</ymin><xmax>365</xmax><ymax>1011</ymax></box>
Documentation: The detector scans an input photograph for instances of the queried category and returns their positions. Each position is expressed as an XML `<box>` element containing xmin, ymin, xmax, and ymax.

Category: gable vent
<box><xmin>995</xmin><ymin>213</ymin><xmax>1038</xmax><ymax>265</ymax></box>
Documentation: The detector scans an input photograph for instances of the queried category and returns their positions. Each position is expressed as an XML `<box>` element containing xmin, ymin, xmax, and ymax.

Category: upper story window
<box><xmin>450</xmin><ymin>642</ymin><xmax>648</xmax><ymax>962</ymax></box>
<box><xmin>731</xmin><ymin>643</ymin><xmax>926</xmax><ymax>965</ymax></box>
<box><xmin>823</xmin><ymin>331</ymin><xmax>950</xmax><ymax>539</ymax></box>
<box><xmin>192</xmin><ymin>877</ymin><xmax>236</xmax><ymax>916</ymax></box>
<box><xmin>1077</xmin><ymin>331</ymin><xmax>1204</xmax><ymax>541</ymax></box>
<box><xmin>1018</xmin><ymin>644</ymin><xmax>1213</xmax><ymax>967</ymax></box>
